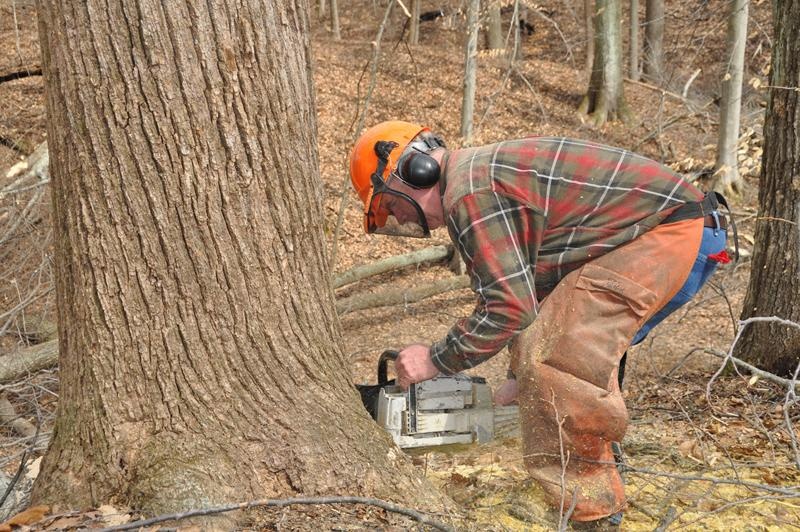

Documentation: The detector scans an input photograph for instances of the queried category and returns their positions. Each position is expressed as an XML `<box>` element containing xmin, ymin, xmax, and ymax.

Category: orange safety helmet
<box><xmin>350</xmin><ymin>121</ymin><xmax>441</xmax><ymax>237</ymax></box>
<box><xmin>349</xmin><ymin>120</ymin><xmax>429</xmax><ymax>204</ymax></box>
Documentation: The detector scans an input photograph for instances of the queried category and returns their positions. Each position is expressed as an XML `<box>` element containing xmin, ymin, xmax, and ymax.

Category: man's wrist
<box><xmin>429</xmin><ymin>339</ymin><xmax>462</xmax><ymax>375</ymax></box>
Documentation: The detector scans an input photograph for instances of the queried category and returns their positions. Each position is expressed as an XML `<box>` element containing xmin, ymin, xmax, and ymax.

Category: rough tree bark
<box><xmin>461</xmin><ymin>0</ymin><xmax>480</xmax><ymax>145</ymax></box>
<box><xmin>734</xmin><ymin>0</ymin><xmax>800</xmax><ymax>377</ymax></box>
<box><xmin>643</xmin><ymin>0</ymin><xmax>664</xmax><ymax>84</ymax></box>
<box><xmin>32</xmin><ymin>0</ymin><xmax>449</xmax><ymax>522</ymax></box>
<box><xmin>711</xmin><ymin>0</ymin><xmax>748</xmax><ymax>196</ymax></box>
<box><xmin>579</xmin><ymin>0</ymin><xmax>631</xmax><ymax>126</ymax></box>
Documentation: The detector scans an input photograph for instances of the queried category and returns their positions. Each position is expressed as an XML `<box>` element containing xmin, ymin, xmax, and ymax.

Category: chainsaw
<box><xmin>357</xmin><ymin>350</ymin><xmax>519</xmax><ymax>449</ymax></box>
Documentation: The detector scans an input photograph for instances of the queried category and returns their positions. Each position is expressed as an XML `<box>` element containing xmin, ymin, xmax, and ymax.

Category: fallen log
<box><xmin>0</xmin><ymin>269</ymin><xmax>468</xmax><ymax>381</ymax></box>
<box><xmin>333</xmin><ymin>245</ymin><xmax>453</xmax><ymax>289</ymax></box>
<box><xmin>336</xmin><ymin>275</ymin><xmax>470</xmax><ymax>315</ymax></box>
<box><xmin>0</xmin><ymin>397</ymin><xmax>36</xmax><ymax>438</ymax></box>
<box><xmin>0</xmin><ymin>340</ymin><xmax>58</xmax><ymax>384</ymax></box>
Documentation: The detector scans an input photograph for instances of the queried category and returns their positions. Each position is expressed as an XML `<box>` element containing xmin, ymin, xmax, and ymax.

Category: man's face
<box><xmin>382</xmin><ymin>179</ymin><xmax>425</xmax><ymax>225</ymax></box>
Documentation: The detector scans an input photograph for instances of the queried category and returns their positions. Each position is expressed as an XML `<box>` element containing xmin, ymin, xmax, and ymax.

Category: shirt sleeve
<box><xmin>430</xmin><ymin>190</ymin><xmax>542</xmax><ymax>374</ymax></box>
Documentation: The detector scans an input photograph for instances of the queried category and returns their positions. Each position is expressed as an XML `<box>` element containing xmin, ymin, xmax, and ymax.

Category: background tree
<box><xmin>461</xmin><ymin>0</ymin><xmax>480</xmax><ymax>144</ymax></box>
<box><xmin>32</xmin><ymin>0</ymin><xmax>448</xmax><ymax>522</ymax></box>
<box><xmin>629</xmin><ymin>0</ymin><xmax>640</xmax><ymax>81</ymax></box>
<box><xmin>486</xmin><ymin>1</ymin><xmax>504</xmax><ymax>51</ymax></box>
<box><xmin>642</xmin><ymin>0</ymin><xmax>664</xmax><ymax>83</ymax></box>
<box><xmin>516</xmin><ymin>2</ymin><xmax>527</xmax><ymax>61</ymax></box>
<box><xmin>409</xmin><ymin>0</ymin><xmax>421</xmax><ymax>45</ymax></box>
<box><xmin>711</xmin><ymin>0</ymin><xmax>748</xmax><ymax>195</ymax></box>
<box><xmin>584</xmin><ymin>0</ymin><xmax>594</xmax><ymax>76</ymax></box>
<box><xmin>332</xmin><ymin>0</ymin><xmax>342</xmax><ymax>40</ymax></box>
<box><xmin>734</xmin><ymin>0</ymin><xmax>800</xmax><ymax>377</ymax></box>
<box><xmin>579</xmin><ymin>0</ymin><xmax>630</xmax><ymax>126</ymax></box>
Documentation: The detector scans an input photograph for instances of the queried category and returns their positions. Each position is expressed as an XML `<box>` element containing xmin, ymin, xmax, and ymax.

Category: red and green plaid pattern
<box><xmin>430</xmin><ymin>137</ymin><xmax>704</xmax><ymax>374</ymax></box>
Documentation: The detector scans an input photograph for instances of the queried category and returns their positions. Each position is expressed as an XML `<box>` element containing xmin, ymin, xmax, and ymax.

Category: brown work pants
<box><xmin>511</xmin><ymin>218</ymin><xmax>703</xmax><ymax>522</ymax></box>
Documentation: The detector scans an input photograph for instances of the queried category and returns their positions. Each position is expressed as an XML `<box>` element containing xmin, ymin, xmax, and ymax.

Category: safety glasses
<box><xmin>364</xmin><ymin>171</ymin><xmax>431</xmax><ymax>238</ymax></box>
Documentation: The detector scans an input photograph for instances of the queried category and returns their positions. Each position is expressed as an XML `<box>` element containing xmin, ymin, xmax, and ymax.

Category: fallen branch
<box><xmin>707</xmin><ymin>316</ymin><xmax>800</xmax><ymax>401</ymax></box>
<box><xmin>333</xmin><ymin>245</ymin><xmax>453</xmax><ymax>289</ymax></box>
<box><xmin>336</xmin><ymin>275</ymin><xmax>470</xmax><ymax>315</ymax></box>
<box><xmin>682</xmin><ymin>68</ymin><xmax>702</xmax><ymax>98</ymax></box>
<box><xmin>0</xmin><ymin>340</ymin><xmax>58</xmax><ymax>384</ymax></box>
<box><xmin>0</xmin><ymin>276</ymin><xmax>469</xmax><ymax>381</ymax></box>
<box><xmin>0</xmin><ymin>137</ymin><xmax>26</xmax><ymax>156</ymax></box>
<box><xmin>624</xmin><ymin>77</ymin><xmax>687</xmax><ymax>102</ymax></box>
<box><xmin>0</xmin><ymin>69</ymin><xmax>42</xmax><ymax>85</ymax></box>
<box><xmin>97</xmin><ymin>496</ymin><xmax>454</xmax><ymax>532</ymax></box>
<box><xmin>667</xmin><ymin>346</ymin><xmax>799</xmax><ymax>391</ymax></box>
<box><xmin>0</xmin><ymin>397</ymin><xmax>36</xmax><ymax>438</ymax></box>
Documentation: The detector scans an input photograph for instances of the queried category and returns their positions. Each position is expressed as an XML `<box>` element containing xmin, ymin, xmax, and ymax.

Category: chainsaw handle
<box><xmin>377</xmin><ymin>350</ymin><xmax>400</xmax><ymax>385</ymax></box>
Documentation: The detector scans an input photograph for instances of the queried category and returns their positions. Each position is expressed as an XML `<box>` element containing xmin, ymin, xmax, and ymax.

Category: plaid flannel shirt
<box><xmin>429</xmin><ymin>137</ymin><xmax>704</xmax><ymax>374</ymax></box>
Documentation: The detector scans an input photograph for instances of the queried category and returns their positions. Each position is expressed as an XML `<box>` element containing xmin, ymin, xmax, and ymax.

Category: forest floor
<box><xmin>1</xmin><ymin>0</ymin><xmax>798</xmax><ymax>530</ymax></box>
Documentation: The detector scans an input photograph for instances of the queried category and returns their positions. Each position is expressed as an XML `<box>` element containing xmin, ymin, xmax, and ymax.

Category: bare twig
<box><xmin>653</xmin><ymin>506</ymin><xmax>677</xmax><ymax>532</ymax></box>
<box><xmin>329</xmin><ymin>0</ymin><xmax>396</xmax><ymax>269</ymax></box>
<box><xmin>624</xmin><ymin>77</ymin><xmax>687</xmax><ymax>102</ymax></box>
<box><xmin>0</xmin><ymin>451</ymin><xmax>28</xmax><ymax>510</ymax></box>
<box><xmin>476</xmin><ymin>1</ymin><xmax>519</xmax><ymax>132</ymax></box>
<box><xmin>625</xmin><ymin>466</ymin><xmax>800</xmax><ymax>496</ymax></box>
<box><xmin>97</xmin><ymin>496</ymin><xmax>454</xmax><ymax>532</ymax></box>
<box><xmin>707</xmin><ymin>317</ymin><xmax>800</xmax><ymax>403</ymax></box>
<box><xmin>546</xmin><ymin>389</ymin><xmax>571</xmax><ymax>532</ymax></box>
<box><xmin>513</xmin><ymin>67</ymin><xmax>549</xmax><ymax>123</ymax></box>
<box><xmin>529</xmin><ymin>6</ymin><xmax>574</xmax><ymax>66</ymax></box>
<box><xmin>784</xmin><ymin>359</ymin><xmax>800</xmax><ymax>469</ymax></box>
<box><xmin>682</xmin><ymin>68</ymin><xmax>702</xmax><ymax>98</ymax></box>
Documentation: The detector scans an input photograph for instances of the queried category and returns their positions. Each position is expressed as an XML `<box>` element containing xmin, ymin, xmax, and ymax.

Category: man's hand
<box><xmin>494</xmin><ymin>378</ymin><xmax>518</xmax><ymax>405</ymax></box>
<box><xmin>395</xmin><ymin>344</ymin><xmax>439</xmax><ymax>390</ymax></box>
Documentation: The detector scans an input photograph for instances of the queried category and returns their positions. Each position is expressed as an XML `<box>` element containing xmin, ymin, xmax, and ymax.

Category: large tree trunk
<box><xmin>711</xmin><ymin>0</ymin><xmax>748</xmax><ymax>196</ymax></box>
<box><xmin>642</xmin><ymin>0</ymin><xmax>664</xmax><ymax>84</ymax></box>
<box><xmin>734</xmin><ymin>0</ymin><xmax>800</xmax><ymax>378</ymax></box>
<box><xmin>579</xmin><ymin>0</ymin><xmax>631</xmax><ymax>127</ymax></box>
<box><xmin>461</xmin><ymin>0</ymin><xmax>480</xmax><ymax>145</ymax></box>
<box><xmin>32</xmin><ymin>0</ymin><xmax>448</xmax><ymax>522</ymax></box>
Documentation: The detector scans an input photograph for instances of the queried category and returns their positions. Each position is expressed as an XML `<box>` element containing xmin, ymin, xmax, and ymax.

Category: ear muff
<box><xmin>396</xmin><ymin>151</ymin><xmax>441</xmax><ymax>189</ymax></box>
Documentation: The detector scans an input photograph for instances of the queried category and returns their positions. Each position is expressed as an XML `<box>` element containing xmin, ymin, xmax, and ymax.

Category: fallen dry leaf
<box><xmin>0</xmin><ymin>505</ymin><xmax>49</xmax><ymax>531</ymax></box>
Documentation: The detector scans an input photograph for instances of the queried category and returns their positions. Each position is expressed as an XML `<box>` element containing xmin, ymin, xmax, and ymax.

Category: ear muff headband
<box><xmin>371</xmin><ymin>137</ymin><xmax>442</xmax><ymax>190</ymax></box>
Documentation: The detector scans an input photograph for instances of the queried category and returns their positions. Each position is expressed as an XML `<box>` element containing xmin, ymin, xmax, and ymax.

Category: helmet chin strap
<box><xmin>372</xmin><ymin>140</ymin><xmax>399</xmax><ymax>181</ymax></box>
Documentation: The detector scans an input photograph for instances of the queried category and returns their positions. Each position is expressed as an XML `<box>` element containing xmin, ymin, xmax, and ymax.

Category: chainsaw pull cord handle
<box><xmin>377</xmin><ymin>350</ymin><xmax>399</xmax><ymax>385</ymax></box>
